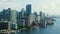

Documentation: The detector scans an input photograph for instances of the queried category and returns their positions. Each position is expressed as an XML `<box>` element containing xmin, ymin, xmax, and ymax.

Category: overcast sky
<box><xmin>0</xmin><ymin>0</ymin><xmax>60</xmax><ymax>16</ymax></box>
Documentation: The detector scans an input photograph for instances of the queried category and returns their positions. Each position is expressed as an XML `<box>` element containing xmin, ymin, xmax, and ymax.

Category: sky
<box><xmin>0</xmin><ymin>0</ymin><xmax>60</xmax><ymax>16</ymax></box>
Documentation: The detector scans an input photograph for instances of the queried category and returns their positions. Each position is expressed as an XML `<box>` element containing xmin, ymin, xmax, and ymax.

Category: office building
<box><xmin>36</xmin><ymin>15</ymin><xmax>40</xmax><ymax>24</ymax></box>
<box><xmin>26</xmin><ymin>4</ymin><xmax>31</xmax><ymax>17</ymax></box>
<box><xmin>2</xmin><ymin>8</ymin><xmax>11</xmax><ymax>21</ymax></box>
<box><xmin>18</xmin><ymin>8</ymin><xmax>26</xmax><ymax>27</ymax></box>
<box><xmin>28</xmin><ymin>14</ymin><xmax>35</xmax><ymax>26</ymax></box>
<box><xmin>10</xmin><ymin>10</ymin><xmax>17</xmax><ymax>30</ymax></box>
<box><xmin>40</xmin><ymin>11</ymin><xmax>43</xmax><ymax>20</ymax></box>
<box><xmin>33</xmin><ymin>12</ymin><xmax>38</xmax><ymax>21</ymax></box>
<box><xmin>0</xmin><ymin>21</ymin><xmax>8</xmax><ymax>30</ymax></box>
<box><xmin>0</xmin><ymin>12</ymin><xmax>3</xmax><ymax>21</ymax></box>
<box><xmin>40</xmin><ymin>11</ymin><xmax>46</xmax><ymax>27</ymax></box>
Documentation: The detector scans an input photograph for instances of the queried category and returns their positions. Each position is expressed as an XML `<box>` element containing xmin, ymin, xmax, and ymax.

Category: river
<box><xmin>16</xmin><ymin>18</ymin><xmax>60</xmax><ymax>34</ymax></box>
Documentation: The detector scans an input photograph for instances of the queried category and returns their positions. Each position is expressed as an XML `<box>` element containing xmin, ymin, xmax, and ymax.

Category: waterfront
<box><xmin>16</xmin><ymin>18</ymin><xmax>60</xmax><ymax>34</ymax></box>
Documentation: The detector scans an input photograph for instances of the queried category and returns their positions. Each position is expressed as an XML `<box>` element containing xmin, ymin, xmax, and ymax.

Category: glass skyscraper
<box><xmin>26</xmin><ymin>4</ymin><xmax>31</xmax><ymax>17</ymax></box>
<box><xmin>25</xmin><ymin>4</ymin><xmax>32</xmax><ymax>27</ymax></box>
<box><xmin>10</xmin><ymin>10</ymin><xmax>17</xmax><ymax>30</ymax></box>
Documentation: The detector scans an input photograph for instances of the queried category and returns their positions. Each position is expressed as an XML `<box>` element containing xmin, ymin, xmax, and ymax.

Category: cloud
<box><xmin>0</xmin><ymin>2</ymin><xmax>23</xmax><ymax>11</ymax></box>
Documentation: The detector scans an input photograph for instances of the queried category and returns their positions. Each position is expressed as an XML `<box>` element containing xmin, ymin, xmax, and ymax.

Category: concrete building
<box><xmin>28</xmin><ymin>14</ymin><xmax>35</xmax><ymax>26</ymax></box>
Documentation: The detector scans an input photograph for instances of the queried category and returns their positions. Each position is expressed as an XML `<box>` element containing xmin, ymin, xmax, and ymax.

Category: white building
<box><xmin>28</xmin><ymin>14</ymin><xmax>35</xmax><ymax>26</ymax></box>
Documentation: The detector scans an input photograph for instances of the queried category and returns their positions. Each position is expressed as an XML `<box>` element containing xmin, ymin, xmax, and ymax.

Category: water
<box><xmin>16</xmin><ymin>18</ymin><xmax>60</xmax><ymax>34</ymax></box>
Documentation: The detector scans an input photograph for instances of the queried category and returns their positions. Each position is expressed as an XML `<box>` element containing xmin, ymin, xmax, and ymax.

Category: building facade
<box><xmin>26</xmin><ymin>4</ymin><xmax>31</xmax><ymax>17</ymax></box>
<box><xmin>10</xmin><ymin>10</ymin><xmax>17</xmax><ymax>30</ymax></box>
<box><xmin>28</xmin><ymin>14</ymin><xmax>35</xmax><ymax>26</ymax></box>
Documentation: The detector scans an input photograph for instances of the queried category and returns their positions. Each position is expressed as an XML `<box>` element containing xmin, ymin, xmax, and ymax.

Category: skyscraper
<box><xmin>40</xmin><ymin>11</ymin><xmax>46</xmax><ymax>27</ymax></box>
<box><xmin>40</xmin><ymin>11</ymin><xmax>44</xmax><ymax>20</ymax></box>
<box><xmin>33</xmin><ymin>12</ymin><xmax>38</xmax><ymax>21</ymax></box>
<box><xmin>0</xmin><ymin>12</ymin><xmax>3</xmax><ymax>21</ymax></box>
<box><xmin>26</xmin><ymin>4</ymin><xmax>31</xmax><ymax>17</ymax></box>
<box><xmin>2</xmin><ymin>8</ymin><xmax>11</xmax><ymax>21</ymax></box>
<box><xmin>10</xmin><ymin>10</ymin><xmax>17</xmax><ymax>30</ymax></box>
<box><xmin>40</xmin><ymin>11</ymin><xmax>43</xmax><ymax>17</ymax></box>
<box><xmin>18</xmin><ymin>8</ymin><xmax>26</xmax><ymax>27</ymax></box>
<box><xmin>25</xmin><ymin>4</ymin><xmax>32</xmax><ymax>27</ymax></box>
<box><xmin>28</xmin><ymin>14</ymin><xmax>35</xmax><ymax>26</ymax></box>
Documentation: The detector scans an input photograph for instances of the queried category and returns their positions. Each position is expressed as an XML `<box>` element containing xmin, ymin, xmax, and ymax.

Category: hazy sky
<box><xmin>0</xmin><ymin>0</ymin><xmax>60</xmax><ymax>16</ymax></box>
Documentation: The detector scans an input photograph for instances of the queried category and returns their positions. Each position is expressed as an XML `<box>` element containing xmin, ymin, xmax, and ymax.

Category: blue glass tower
<box><xmin>26</xmin><ymin>4</ymin><xmax>31</xmax><ymax>17</ymax></box>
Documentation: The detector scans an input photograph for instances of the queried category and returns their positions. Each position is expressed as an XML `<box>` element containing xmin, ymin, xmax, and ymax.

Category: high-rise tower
<box><xmin>10</xmin><ymin>10</ymin><xmax>17</xmax><ymax>30</ymax></box>
<box><xmin>26</xmin><ymin>4</ymin><xmax>31</xmax><ymax>17</ymax></box>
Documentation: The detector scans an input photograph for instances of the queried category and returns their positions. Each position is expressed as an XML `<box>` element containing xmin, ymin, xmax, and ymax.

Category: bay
<box><xmin>16</xmin><ymin>18</ymin><xmax>60</xmax><ymax>34</ymax></box>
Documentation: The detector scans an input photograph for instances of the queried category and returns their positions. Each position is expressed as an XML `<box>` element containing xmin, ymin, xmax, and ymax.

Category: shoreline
<box><xmin>0</xmin><ymin>22</ymin><xmax>54</xmax><ymax>33</ymax></box>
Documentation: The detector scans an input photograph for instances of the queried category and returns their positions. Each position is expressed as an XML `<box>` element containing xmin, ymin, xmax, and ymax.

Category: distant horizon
<box><xmin>0</xmin><ymin>7</ymin><xmax>60</xmax><ymax>16</ymax></box>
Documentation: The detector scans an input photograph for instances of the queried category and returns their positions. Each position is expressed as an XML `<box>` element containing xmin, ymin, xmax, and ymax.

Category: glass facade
<box><xmin>10</xmin><ymin>10</ymin><xmax>18</xmax><ymax>30</ymax></box>
<box><xmin>26</xmin><ymin>4</ymin><xmax>31</xmax><ymax>17</ymax></box>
